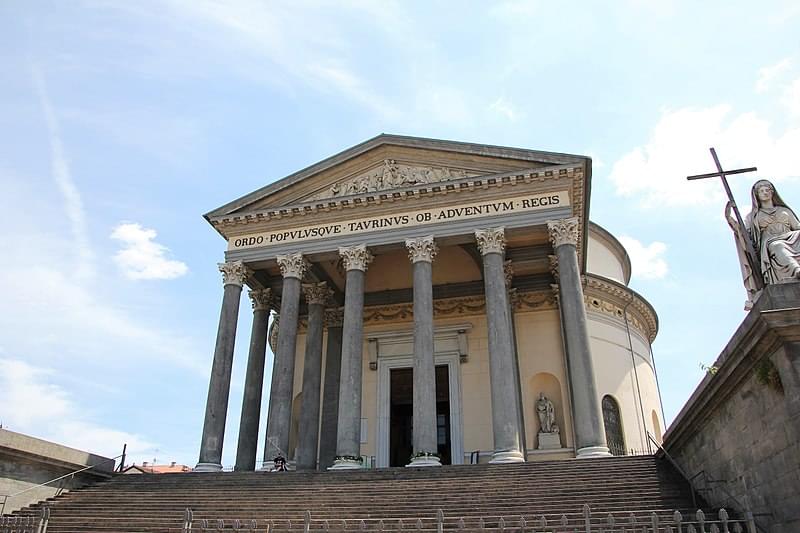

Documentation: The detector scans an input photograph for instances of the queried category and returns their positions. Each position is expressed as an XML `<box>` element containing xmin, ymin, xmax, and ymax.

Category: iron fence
<box><xmin>176</xmin><ymin>507</ymin><xmax>757</xmax><ymax>533</ymax></box>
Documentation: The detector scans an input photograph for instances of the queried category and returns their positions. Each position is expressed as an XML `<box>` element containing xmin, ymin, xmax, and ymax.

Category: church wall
<box><xmin>587</xmin><ymin>314</ymin><xmax>662</xmax><ymax>454</ymax></box>
<box><xmin>288</xmin><ymin>301</ymin><xmax>663</xmax><ymax>463</ymax></box>
<box><xmin>587</xmin><ymin>233</ymin><xmax>626</xmax><ymax>284</ymax></box>
<box><xmin>290</xmin><ymin>313</ymin><xmax>495</xmax><ymax>465</ymax></box>
<box><xmin>514</xmin><ymin>309</ymin><xmax>575</xmax><ymax>456</ymax></box>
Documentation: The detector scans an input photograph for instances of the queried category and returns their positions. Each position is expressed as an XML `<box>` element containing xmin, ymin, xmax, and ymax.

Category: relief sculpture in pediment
<box><xmin>311</xmin><ymin>159</ymin><xmax>479</xmax><ymax>200</ymax></box>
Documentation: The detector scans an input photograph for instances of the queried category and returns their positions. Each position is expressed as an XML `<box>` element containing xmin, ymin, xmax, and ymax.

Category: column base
<box><xmin>193</xmin><ymin>462</ymin><xmax>223</xmax><ymax>472</ymax></box>
<box><xmin>576</xmin><ymin>445</ymin><xmax>612</xmax><ymax>458</ymax></box>
<box><xmin>328</xmin><ymin>457</ymin><xmax>363</xmax><ymax>470</ymax></box>
<box><xmin>406</xmin><ymin>454</ymin><xmax>442</xmax><ymax>468</ymax></box>
<box><xmin>489</xmin><ymin>449</ymin><xmax>525</xmax><ymax>464</ymax></box>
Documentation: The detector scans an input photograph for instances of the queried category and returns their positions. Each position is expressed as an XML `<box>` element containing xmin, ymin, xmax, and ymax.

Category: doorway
<box><xmin>388</xmin><ymin>365</ymin><xmax>451</xmax><ymax>467</ymax></box>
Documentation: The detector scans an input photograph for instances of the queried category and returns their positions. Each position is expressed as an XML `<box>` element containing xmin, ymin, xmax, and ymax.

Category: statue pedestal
<box><xmin>537</xmin><ymin>432</ymin><xmax>561</xmax><ymax>450</ymax></box>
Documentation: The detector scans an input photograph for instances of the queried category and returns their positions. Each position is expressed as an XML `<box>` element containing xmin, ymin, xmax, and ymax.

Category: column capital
<box><xmin>303</xmin><ymin>282</ymin><xmax>333</xmax><ymax>306</ymax></box>
<box><xmin>325</xmin><ymin>307</ymin><xmax>344</xmax><ymax>327</ymax></box>
<box><xmin>547</xmin><ymin>217</ymin><xmax>579</xmax><ymax>248</ymax></box>
<box><xmin>248</xmin><ymin>288</ymin><xmax>273</xmax><ymax>311</ymax></box>
<box><xmin>276</xmin><ymin>253</ymin><xmax>308</xmax><ymax>279</ymax></box>
<box><xmin>219</xmin><ymin>261</ymin><xmax>251</xmax><ymax>287</ymax></box>
<box><xmin>339</xmin><ymin>244</ymin><xmax>374</xmax><ymax>271</ymax></box>
<box><xmin>475</xmin><ymin>227</ymin><xmax>506</xmax><ymax>255</ymax></box>
<box><xmin>405</xmin><ymin>236</ymin><xmax>438</xmax><ymax>263</ymax></box>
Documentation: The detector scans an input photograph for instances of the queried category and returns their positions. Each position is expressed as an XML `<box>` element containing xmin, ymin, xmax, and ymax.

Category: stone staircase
<box><xmin>6</xmin><ymin>455</ymin><xmax>707</xmax><ymax>532</ymax></box>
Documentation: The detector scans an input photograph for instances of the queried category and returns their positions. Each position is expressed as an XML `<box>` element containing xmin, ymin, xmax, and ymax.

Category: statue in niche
<box><xmin>536</xmin><ymin>393</ymin><xmax>559</xmax><ymax>434</ymax></box>
<box><xmin>726</xmin><ymin>179</ymin><xmax>800</xmax><ymax>309</ymax></box>
<box><xmin>536</xmin><ymin>392</ymin><xmax>561</xmax><ymax>450</ymax></box>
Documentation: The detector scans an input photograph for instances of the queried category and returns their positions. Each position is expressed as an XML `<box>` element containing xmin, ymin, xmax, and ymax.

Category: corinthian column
<box><xmin>405</xmin><ymin>236</ymin><xmax>441</xmax><ymax>467</ymax></box>
<box><xmin>547</xmin><ymin>217</ymin><xmax>610</xmax><ymax>458</ymax></box>
<box><xmin>318</xmin><ymin>308</ymin><xmax>344</xmax><ymax>470</ymax></box>
<box><xmin>296</xmin><ymin>282</ymin><xmax>333</xmax><ymax>471</ymax></box>
<box><xmin>263</xmin><ymin>253</ymin><xmax>307</xmax><ymax>468</ymax></box>
<box><xmin>475</xmin><ymin>228</ymin><xmax>524</xmax><ymax>463</ymax></box>
<box><xmin>196</xmin><ymin>260</ymin><xmax>250</xmax><ymax>472</ymax></box>
<box><xmin>234</xmin><ymin>288</ymin><xmax>272</xmax><ymax>471</ymax></box>
<box><xmin>330</xmin><ymin>244</ymin><xmax>373</xmax><ymax>470</ymax></box>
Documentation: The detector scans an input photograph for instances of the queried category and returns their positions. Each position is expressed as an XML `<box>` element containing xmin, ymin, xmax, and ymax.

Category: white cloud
<box><xmin>111</xmin><ymin>223</ymin><xmax>188</xmax><ymax>280</ymax></box>
<box><xmin>489</xmin><ymin>96</ymin><xmax>518</xmax><ymax>121</ymax></box>
<box><xmin>782</xmin><ymin>78</ymin><xmax>800</xmax><ymax>116</ymax></box>
<box><xmin>31</xmin><ymin>65</ymin><xmax>94</xmax><ymax>280</ymax></box>
<box><xmin>756</xmin><ymin>58</ymin><xmax>792</xmax><ymax>93</ymax></box>
<box><xmin>0</xmin><ymin>358</ymin><xmax>155</xmax><ymax>458</ymax></box>
<box><xmin>609</xmin><ymin>105</ymin><xmax>800</xmax><ymax>208</ymax></box>
<box><xmin>619</xmin><ymin>236</ymin><xmax>668</xmax><ymax>280</ymax></box>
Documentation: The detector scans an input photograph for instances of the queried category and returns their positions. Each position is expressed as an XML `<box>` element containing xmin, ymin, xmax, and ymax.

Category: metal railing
<box><xmin>0</xmin><ymin>452</ymin><xmax>123</xmax><ymax>516</ymax></box>
<box><xmin>177</xmin><ymin>507</ymin><xmax>758</xmax><ymax>533</ymax></box>
<box><xmin>647</xmin><ymin>434</ymin><xmax>767</xmax><ymax>533</ymax></box>
<box><xmin>0</xmin><ymin>506</ymin><xmax>49</xmax><ymax>533</ymax></box>
<box><xmin>646</xmin><ymin>432</ymin><xmax>698</xmax><ymax>509</ymax></box>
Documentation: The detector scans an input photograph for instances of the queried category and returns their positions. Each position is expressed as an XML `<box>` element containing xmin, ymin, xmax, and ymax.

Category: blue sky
<box><xmin>2</xmin><ymin>1</ymin><xmax>799</xmax><ymax>467</ymax></box>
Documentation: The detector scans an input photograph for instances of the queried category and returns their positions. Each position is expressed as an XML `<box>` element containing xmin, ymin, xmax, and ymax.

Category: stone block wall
<box><xmin>663</xmin><ymin>284</ymin><xmax>800</xmax><ymax>533</ymax></box>
<box><xmin>0</xmin><ymin>429</ymin><xmax>113</xmax><ymax>514</ymax></box>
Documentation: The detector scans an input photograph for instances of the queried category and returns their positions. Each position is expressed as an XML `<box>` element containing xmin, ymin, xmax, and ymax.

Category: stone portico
<box><xmin>195</xmin><ymin>135</ymin><xmax>662</xmax><ymax>471</ymax></box>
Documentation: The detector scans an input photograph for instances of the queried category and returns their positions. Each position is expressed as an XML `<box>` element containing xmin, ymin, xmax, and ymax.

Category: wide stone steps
<box><xmin>6</xmin><ymin>456</ymin><xmax>706</xmax><ymax>533</ymax></box>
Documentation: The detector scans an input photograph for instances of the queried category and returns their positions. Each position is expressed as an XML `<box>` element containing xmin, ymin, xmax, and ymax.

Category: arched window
<box><xmin>602</xmin><ymin>395</ymin><xmax>626</xmax><ymax>456</ymax></box>
<box><xmin>651</xmin><ymin>410</ymin><xmax>663</xmax><ymax>443</ymax></box>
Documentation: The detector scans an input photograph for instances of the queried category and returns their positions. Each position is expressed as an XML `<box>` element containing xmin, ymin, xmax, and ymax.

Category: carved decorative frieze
<box><xmin>303</xmin><ymin>282</ymin><xmax>333</xmax><ymax>306</ymax></box>
<box><xmin>311</xmin><ymin>159</ymin><xmax>477</xmax><ymax>200</ymax></box>
<box><xmin>248</xmin><ymin>288</ymin><xmax>273</xmax><ymax>311</ymax></box>
<box><xmin>219</xmin><ymin>261</ymin><xmax>250</xmax><ymax>287</ymax></box>
<box><xmin>514</xmin><ymin>290</ymin><xmax>558</xmax><ymax>311</ymax></box>
<box><xmin>475</xmin><ymin>227</ymin><xmax>506</xmax><ymax>255</ymax></box>
<box><xmin>295</xmin><ymin>289</ymin><xmax>558</xmax><ymax>329</ymax></box>
<box><xmin>339</xmin><ymin>244</ymin><xmax>374</xmax><ymax>271</ymax></box>
<box><xmin>363</xmin><ymin>303</ymin><xmax>414</xmax><ymax>323</ymax></box>
<box><xmin>276</xmin><ymin>253</ymin><xmax>308</xmax><ymax>279</ymax></box>
<box><xmin>583</xmin><ymin>275</ymin><xmax>658</xmax><ymax>342</ymax></box>
<box><xmin>547</xmin><ymin>217</ymin><xmax>579</xmax><ymax>248</ymax></box>
<box><xmin>405</xmin><ymin>236</ymin><xmax>438</xmax><ymax>263</ymax></box>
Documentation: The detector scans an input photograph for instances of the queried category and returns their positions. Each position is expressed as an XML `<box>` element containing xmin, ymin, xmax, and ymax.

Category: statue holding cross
<box><xmin>688</xmin><ymin>149</ymin><xmax>800</xmax><ymax>310</ymax></box>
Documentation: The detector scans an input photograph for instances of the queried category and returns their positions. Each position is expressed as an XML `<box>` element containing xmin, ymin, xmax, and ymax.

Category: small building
<box><xmin>0</xmin><ymin>429</ymin><xmax>114</xmax><ymax>513</ymax></box>
<box><xmin>196</xmin><ymin>135</ymin><xmax>663</xmax><ymax>471</ymax></box>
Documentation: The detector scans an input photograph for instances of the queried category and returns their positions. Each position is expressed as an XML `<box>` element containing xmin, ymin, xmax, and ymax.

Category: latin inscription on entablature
<box><xmin>228</xmin><ymin>190</ymin><xmax>570</xmax><ymax>251</ymax></box>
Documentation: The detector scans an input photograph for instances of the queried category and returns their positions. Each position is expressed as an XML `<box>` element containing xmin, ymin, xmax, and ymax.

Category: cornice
<box><xmin>583</xmin><ymin>274</ymin><xmax>659</xmax><ymax>343</ymax></box>
<box><xmin>205</xmin><ymin>134</ymin><xmax>588</xmax><ymax>220</ymax></box>
<box><xmin>208</xmin><ymin>165</ymin><xmax>583</xmax><ymax>230</ymax></box>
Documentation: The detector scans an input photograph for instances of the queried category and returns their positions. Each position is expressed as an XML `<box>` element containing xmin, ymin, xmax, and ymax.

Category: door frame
<box><xmin>377</xmin><ymin>351</ymin><xmax>463</xmax><ymax>467</ymax></box>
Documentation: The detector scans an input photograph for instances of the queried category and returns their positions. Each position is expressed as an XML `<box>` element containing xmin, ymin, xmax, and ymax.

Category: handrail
<box><xmin>646</xmin><ymin>432</ymin><xmax>698</xmax><ymax>509</ymax></box>
<box><xmin>648</xmin><ymin>433</ymin><xmax>767</xmax><ymax>533</ymax></box>
<box><xmin>1</xmin><ymin>452</ymin><xmax>122</xmax><ymax>516</ymax></box>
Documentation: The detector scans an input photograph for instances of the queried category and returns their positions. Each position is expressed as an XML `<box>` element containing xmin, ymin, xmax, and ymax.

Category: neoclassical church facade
<box><xmin>195</xmin><ymin>135</ymin><xmax>663</xmax><ymax>471</ymax></box>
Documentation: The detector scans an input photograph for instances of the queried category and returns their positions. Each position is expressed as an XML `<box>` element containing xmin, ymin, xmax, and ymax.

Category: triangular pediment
<box><xmin>205</xmin><ymin>134</ymin><xmax>587</xmax><ymax>219</ymax></box>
